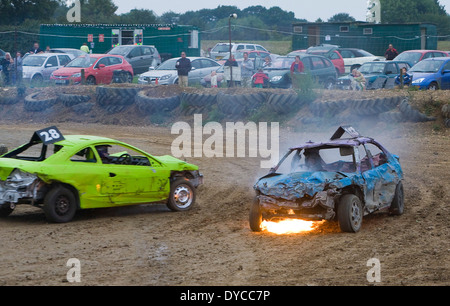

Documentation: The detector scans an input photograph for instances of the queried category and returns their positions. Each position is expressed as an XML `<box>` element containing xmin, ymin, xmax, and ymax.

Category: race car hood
<box><xmin>156</xmin><ymin>155</ymin><xmax>199</xmax><ymax>171</ymax></box>
<box><xmin>254</xmin><ymin>171</ymin><xmax>356</xmax><ymax>201</ymax></box>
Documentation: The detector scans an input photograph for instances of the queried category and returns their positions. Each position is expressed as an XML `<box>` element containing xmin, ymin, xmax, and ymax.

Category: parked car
<box><xmin>393</xmin><ymin>50</ymin><xmax>448</xmax><ymax>67</ymax></box>
<box><xmin>217</xmin><ymin>50</ymin><xmax>275</xmax><ymax>69</ymax></box>
<box><xmin>291</xmin><ymin>47</ymin><xmax>345</xmax><ymax>75</ymax></box>
<box><xmin>261</xmin><ymin>55</ymin><xmax>337</xmax><ymax>89</ymax></box>
<box><xmin>336</xmin><ymin>60</ymin><xmax>411</xmax><ymax>90</ymax></box>
<box><xmin>107</xmin><ymin>45</ymin><xmax>161</xmax><ymax>75</ymax></box>
<box><xmin>22</xmin><ymin>53</ymin><xmax>74</xmax><ymax>86</ymax></box>
<box><xmin>49</xmin><ymin>48</ymin><xmax>85</xmax><ymax>59</ymax></box>
<box><xmin>249</xmin><ymin>125</ymin><xmax>404</xmax><ymax>233</ymax></box>
<box><xmin>50</xmin><ymin>54</ymin><xmax>133</xmax><ymax>85</ymax></box>
<box><xmin>138</xmin><ymin>57</ymin><xmax>220</xmax><ymax>85</ymax></box>
<box><xmin>209</xmin><ymin>42</ymin><xmax>268</xmax><ymax>60</ymax></box>
<box><xmin>0</xmin><ymin>127</ymin><xmax>203</xmax><ymax>223</ymax></box>
<box><xmin>409</xmin><ymin>57</ymin><xmax>450</xmax><ymax>90</ymax></box>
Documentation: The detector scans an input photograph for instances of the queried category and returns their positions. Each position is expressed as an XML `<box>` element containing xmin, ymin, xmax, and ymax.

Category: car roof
<box><xmin>289</xmin><ymin>137</ymin><xmax>374</xmax><ymax>150</ymax></box>
<box><xmin>55</xmin><ymin>135</ymin><xmax>118</xmax><ymax>147</ymax></box>
<box><xmin>28</xmin><ymin>53</ymin><xmax>68</xmax><ymax>57</ymax></box>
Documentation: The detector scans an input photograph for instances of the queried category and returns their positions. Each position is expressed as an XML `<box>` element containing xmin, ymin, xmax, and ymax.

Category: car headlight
<box><xmin>412</xmin><ymin>78</ymin><xmax>425</xmax><ymax>84</ymax></box>
<box><xmin>271</xmin><ymin>75</ymin><xmax>282</xmax><ymax>82</ymax></box>
<box><xmin>71</xmin><ymin>73</ymin><xmax>81</xmax><ymax>78</ymax></box>
<box><xmin>159</xmin><ymin>74</ymin><xmax>172</xmax><ymax>81</ymax></box>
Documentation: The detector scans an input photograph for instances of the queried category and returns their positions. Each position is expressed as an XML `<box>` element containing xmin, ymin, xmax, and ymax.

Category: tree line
<box><xmin>0</xmin><ymin>0</ymin><xmax>449</xmax><ymax>53</ymax></box>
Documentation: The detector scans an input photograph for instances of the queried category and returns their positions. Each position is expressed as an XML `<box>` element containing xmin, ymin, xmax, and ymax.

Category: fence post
<box><xmin>81</xmin><ymin>69</ymin><xmax>85</xmax><ymax>85</ymax></box>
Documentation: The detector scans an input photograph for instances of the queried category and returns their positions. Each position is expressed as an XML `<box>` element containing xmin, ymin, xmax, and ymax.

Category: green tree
<box><xmin>328</xmin><ymin>13</ymin><xmax>356</xmax><ymax>23</ymax></box>
<box><xmin>0</xmin><ymin>0</ymin><xmax>61</xmax><ymax>25</ymax></box>
<box><xmin>119</xmin><ymin>9</ymin><xmax>157</xmax><ymax>24</ymax></box>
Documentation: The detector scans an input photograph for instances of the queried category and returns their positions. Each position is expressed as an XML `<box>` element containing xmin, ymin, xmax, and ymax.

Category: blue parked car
<box><xmin>249</xmin><ymin>126</ymin><xmax>404</xmax><ymax>233</ymax></box>
<box><xmin>409</xmin><ymin>57</ymin><xmax>450</xmax><ymax>90</ymax></box>
<box><xmin>336</xmin><ymin>61</ymin><xmax>410</xmax><ymax>90</ymax></box>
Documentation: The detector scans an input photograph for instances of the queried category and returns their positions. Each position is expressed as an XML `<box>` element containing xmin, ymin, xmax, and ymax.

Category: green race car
<box><xmin>0</xmin><ymin>127</ymin><xmax>203</xmax><ymax>223</ymax></box>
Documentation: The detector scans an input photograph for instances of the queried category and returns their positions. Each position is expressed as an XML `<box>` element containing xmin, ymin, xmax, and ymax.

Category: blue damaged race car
<box><xmin>250</xmin><ymin>126</ymin><xmax>404</xmax><ymax>233</ymax></box>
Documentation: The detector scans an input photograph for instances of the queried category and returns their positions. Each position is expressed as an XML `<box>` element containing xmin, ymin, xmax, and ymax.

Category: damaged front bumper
<box><xmin>258</xmin><ymin>188</ymin><xmax>339</xmax><ymax>221</ymax></box>
<box><xmin>0</xmin><ymin>169</ymin><xmax>46</xmax><ymax>207</ymax></box>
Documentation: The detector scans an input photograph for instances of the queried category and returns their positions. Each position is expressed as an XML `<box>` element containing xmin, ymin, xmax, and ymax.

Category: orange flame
<box><xmin>261</xmin><ymin>219</ymin><xmax>322</xmax><ymax>234</ymax></box>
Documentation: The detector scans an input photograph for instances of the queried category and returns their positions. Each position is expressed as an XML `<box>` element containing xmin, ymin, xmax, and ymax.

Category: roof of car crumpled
<box><xmin>289</xmin><ymin>137</ymin><xmax>374</xmax><ymax>150</ymax></box>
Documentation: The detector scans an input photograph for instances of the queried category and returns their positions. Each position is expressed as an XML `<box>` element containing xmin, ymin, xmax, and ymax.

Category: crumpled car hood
<box><xmin>254</xmin><ymin>171</ymin><xmax>354</xmax><ymax>201</ymax></box>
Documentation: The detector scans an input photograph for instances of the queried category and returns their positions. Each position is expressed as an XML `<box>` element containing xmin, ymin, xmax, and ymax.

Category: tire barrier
<box><xmin>179</xmin><ymin>92</ymin><xmax>217</xmax><ymax>115</ymax></box>
<box><xmin>135</xmin><ymin>91</ymin><xmax>180</xmax><ymax>115</ymax></box>
<box><xmin>378</xmin><ymin>111</ymin><xmax>405</xmax><ymax>123</ymax></box>
<box><xmin>0</xmin><ymin>144</ymin><xmax>7</xmax><ymax>155</ymax></box>
<box><xmin>72</xmin><ymin>102</ymin><xmax>95</xmax><ymax>114</ymax></box>
<box><xmin>58</xmin><ymin>93</ymin><xmax>91</xmax><ymax>107</ymax></box>
<box><xmin>266</xmin><ymin>93</ymin><xmax>304</xmax><ymax>115</ymax></box>
<box><xmin>24</xmin><ymin>93</ymin><xmax>57</xmax><ymax>112</ymax></box>
<box><xmin>96</xmin><ymin>86</ymin><xmax>140</xmax><ymax>107</ymax></box>
<box><xmin>398</xmin><ymin>99</ymin><xmax>436</xmax><ymax>122</ymax></box>
<box><xmin>350</xmin><ymin>97</ymin><xmax>398</xmax><ymax>116</ymax></box>
<box><xmin>0</xmin><ymin>96</ymin><xmax>19</xmax><ymax>105</ymax></box>
<box><xmin>217</xmin><ymin>92</ymin><xmax>267</xmax><ymax>117</ymax></box>
<box><xmin>442</xmin><ymin>104</ymin><xmax>450</xmax><ymax>119</ymax></box>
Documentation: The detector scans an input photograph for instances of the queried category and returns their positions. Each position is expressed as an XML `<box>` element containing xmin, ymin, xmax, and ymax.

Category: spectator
<box><xmin>1</xmin><ymin>52</ymin><xmax>13</xmax><ymax>85</ymax></box>
<box><xmin>384</xmin><ymin>44</ymin><xmax>399</xmax><ymax>61</ymax></box>
<box><xmin>252</xmin><ymin>69</ymin><xmax>269</xmax><ymax>88</ymax></box>
<box><xmin>290</xmin><ymin>55</ymin><xmax>305</xmax><ymax>87</ymax></box>
<box><xmin>224</xmin><ymin>54</ymin><xmax>239</xmax><ymax>87</ymax></box>
<box><xmin>240</xmin><ymin>52</ymin><xmax>254</xmax><ymax>88</ymax></box>
<box><xmin>28</xmin><ymin>42</ymin><xmax>43</xmax><ymax>54</ymax></box>
<box><xmin>263</xmin><ymin>56</ymin><xmax>272</xmax><ymax>68</ymax></box>
<box><xmin>45</xmin><ymin>46</ymin><xmax>51</xmax><ymax>53</ymax></box>
<box><xmin>12</xmin><ymin>51</ymin><xmax>23</xmax><ymax>85</ymax></box>
<box><xmin>395</xmin><ymin>67</ymin><xmax>411</xmax><ymax>87</ymax></box>
<box><xmin>80</xmin><ymin>42</ymin><xmax>90</xmax><ymax>53</ymax></box>
<box><xmin>176</xmin><ymin>51</ymin><xmax>191</xmax><ymax>87</ymax></box>
<box><xmin>350</xmin><ymin>69</ymin><xmax>366</xmax><ymax>90</ymax></box>
<box><xmin>210</xmin><ymin>70</ymin><xmax>218</xmax><ymax>88</ymax></box>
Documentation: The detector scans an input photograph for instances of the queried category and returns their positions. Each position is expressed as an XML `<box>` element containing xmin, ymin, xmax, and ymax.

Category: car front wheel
<box><xmin>337</xmin><ymin>194</ymin><xmax>363</xmax><ymax>233</ymax></box>
<box><xmin>249</xmin><ymin>197</ymin><xmax>263</xmax><ymax>232</ymax></box>
<box><xmin>167</xmin><ymin>179</ymin><xmax>195</xmax><ymax>211</ymax></box>
<box><xmin>389</xmin><ymin>181</ymin><xmax>404</xmax><ymax>215</ymax></box>
<box><xmin>43</xmin><ymin>185</ymin><xmax>78</xmax><ymax>223</ymax></box>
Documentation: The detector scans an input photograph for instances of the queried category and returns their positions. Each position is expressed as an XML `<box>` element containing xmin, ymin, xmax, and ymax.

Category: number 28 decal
<box><xmin>33</xmin><ymin>126</ymin><xmax>65</xmax><ymax>145</ymax></box>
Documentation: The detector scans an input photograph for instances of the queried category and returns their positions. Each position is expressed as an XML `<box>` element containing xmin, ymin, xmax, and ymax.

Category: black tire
<box><xmin>266</xmin><ymin>93</ymin><xmax>303</xmax><ymax>115</ymax></box>
<box><xmin>427</xmin><ymin>82</ymin><xmax>439</xmax><ymax>90</ymax></box>
<box><xmin>445</xmin><ymin>118</ymin><xmax>450</xmax><ymax>128</ymax></box>
<box><xmin>24</xmin><ymin>93</ymin><xmax>57</xmax><ymax>112</ymax></box>
<box><xmin>399</xmin><ymin>99</ymin><xmax>436</xmax><ymax>122</ymax></box>
<box><xmin>166</xmin><ymin>179</ymin><xmax>196</xmax><ymax>212</ymax></box>
<box><xmin>337</xmin><ymin>194</ymin><xmax>363</xmax><ymax>233</ymax></box>
<box><xmin>442</xmin><ymin>104</ymin><xmax>450</xmax><ymax>119</ymax></box>
<box><xmin>96</xmin><ymin>86</ymin><xmax>139</xmax><ymax>107</ymax></box>
<box><xmin>389</xmin><ymin>181</ymin><xmax>404</xmax><ymax>215</ymax></box>
<box><xmin>86</xmin><ymin>76</ymin><xmax>96</xmax><ymax>85</ymax></box>
<box><xmin>72</xmin><ymin>102</ymin><xmax>94</xmax><ymax>114</ymax></box>
<box><xmin>58</xmin><ymin>93</ymin><xmax>91</xmax><ymax>107</ymax></box>
<box><xmin>0</xmin><ymin>204</ymin><xmax>14</xmax><ymax>217</ymax></box>
<box><xmin>135</xmin><ymin>91</ymin><xmax>180</xmax><ymax>115</ymax></box>
<box><xmin>43</xmin><ymin>185</ymin><xmax>78</xmax><ymax>223</ymax></box>
<box><xmin>249</xmin><ymin>197</ymin><xmax>263</xmax><ymax>232</ymax></box>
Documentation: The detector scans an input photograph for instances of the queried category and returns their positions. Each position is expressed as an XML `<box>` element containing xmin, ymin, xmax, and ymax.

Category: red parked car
<box><xmin>289</xmin><ymin>48</ymin><xmax>345</xmax><ymax>75</ymax></box>
<box><xmin>50</xmin><ymin>54</ymin><xmax>133</xmax><ymax>85</ymax></box>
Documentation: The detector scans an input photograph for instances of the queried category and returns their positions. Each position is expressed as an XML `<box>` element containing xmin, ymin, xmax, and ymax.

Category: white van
<box><xmin>209</xmin><ymin>43</ymin><xmax>268</xmax><ymax>60</ymax></box>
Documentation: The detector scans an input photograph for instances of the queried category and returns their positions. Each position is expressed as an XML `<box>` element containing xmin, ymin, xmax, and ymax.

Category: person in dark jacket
<box><xmin>384</xmin><ymin>44</ymin><xmax>399</xmax><ymax>60</ymax></box>
<box><xmin>395</xmin><ymin>67</ymin><xmax>411</xmax><ymax>87</ymax></box>
<box><xmin>1</xmin><ymin>52</ymin><xmax>13</xmax><ymax>85</ymax></box>
<box><xmin>176</xmin><ymin>51</ymin><xmax>191</xmax><ymax>87</ymax></box>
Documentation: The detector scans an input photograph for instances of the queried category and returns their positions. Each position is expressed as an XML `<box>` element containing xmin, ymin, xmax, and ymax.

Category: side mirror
<box><xmin>191</xmin><ymin>67</ymin><xmax>196</xmax><ymax>71</ymax></box>
<box><xmin>45</xmin><ymin>64</ymin><xmax>53</xmax><ymax>68</ymax></box>
<box><xmin>99</xmin><ymin>64</ymin><xmax>106</xmax><ymax>69</ymax></box>
<box><xmin>442</xmin><ymin>69</ymin><xmax>450</xmax><ymax>74</ymax></box>
<box><xmin>148</xmin><ymin>66</ymin><xmax>155</xmax><ymax>71</ymax></box>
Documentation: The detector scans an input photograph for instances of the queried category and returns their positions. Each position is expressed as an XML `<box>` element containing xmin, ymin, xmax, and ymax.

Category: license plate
<box><xmin>55</xmin><ymin>79</ymin><xmax>67</xmax><ymax>84</ymax></box>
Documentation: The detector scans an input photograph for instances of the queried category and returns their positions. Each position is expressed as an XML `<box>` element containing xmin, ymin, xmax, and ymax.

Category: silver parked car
<box><xmin>138</xmin><ymin>57</ymin><xmax>221</xmax><ymax>85</ymax></box>
<box><xmin>22</xmin><ymin>53</ymin><xmax>74</xmax><ymax>85</ymax></box>
<box><xmin>107</xmin><ymin>45</ymin><xmax>161</xmax><ymax>75</ymax></box>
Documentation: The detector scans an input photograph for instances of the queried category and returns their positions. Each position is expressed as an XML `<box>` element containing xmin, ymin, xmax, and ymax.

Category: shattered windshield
<box><xmin>275</xmin><ymin>147</ymin><xmax>356</xmax><ymax>174</ymax></box>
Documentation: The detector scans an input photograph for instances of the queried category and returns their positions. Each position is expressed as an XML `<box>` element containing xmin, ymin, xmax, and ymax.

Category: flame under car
<box><xmin>250</xmin><ymin>126</ymin><xmax>404</xmax><ymax>233</ymax></box>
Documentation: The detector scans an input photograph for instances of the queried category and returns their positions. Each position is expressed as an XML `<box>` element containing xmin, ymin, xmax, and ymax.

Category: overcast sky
<box><xmin>112</xmin><ymin>0</ymin><xmax>450</xmax><ymax>21</ymax></box>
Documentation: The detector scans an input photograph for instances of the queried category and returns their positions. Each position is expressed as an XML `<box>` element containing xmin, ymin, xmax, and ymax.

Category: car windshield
<box><xmin>357</xmin><ymin>49</ymin><xmax>375</xmax><ymax>57</ymax></box>
<box><xmin>359</xmin><ymin>62</ymin><xmax>386</xmax><ymax>74</ymax></box>
<box><xmin>108</xmin><ymin>46</ymin><xmax>133</xmax><ymax>55</ymax></box>
<box><xmin>275</xmin><ymin>147</ymin><xmax>356</xmax><ymax>174</ymax></box>
<box><xmin>394</xmin><ymin>52</ymin><xmax>422</xmax><ymax>65</ymax></box>
<box><xmin>23</xmin><ymin>56</ymin><xmax>46</xmax><ymax>67</ymax></box>
<box><xmin>266</xmin><ymin>57</ymin><xmax>295</xmax><ymax>69</ymax></box>
<box><xmin>409</xmin><ymin>60</ymin><xmax>444</xmax><ymax>73</ymax></box>
<box><xmin>157</xmin><ymin>58</ymin><xmax>178</xmax><ymax>70</ymax></box>
<box><xmin>65</xmin><ymin>56</ymin><xmax>97</xmax><ymax>68</ymax></box>
<box><xmin>212</xmin><ymin>44</ymin><xmax>230</xmax><ymax>52</ymax></box>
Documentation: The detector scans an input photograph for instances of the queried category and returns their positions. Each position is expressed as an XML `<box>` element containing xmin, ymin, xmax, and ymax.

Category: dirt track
<box><xmin>0</xmin><ymin>119</ymin><xmax>448</xmax><ymax>286</ymax></box>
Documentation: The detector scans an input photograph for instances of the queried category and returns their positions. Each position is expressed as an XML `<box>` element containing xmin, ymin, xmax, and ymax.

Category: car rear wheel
<box><xmin>167</xmin><ymin>179</ymin><xmax>195</xmax><ymax>211</ymax></box>
<box><xmin>86</xmin><ymin>76</ymin><xmax>96</xmax><ymax>85</ymax></box>
<box><xmin>389</xmin><ymin>181</ymin><xmax>404</xmax><ymax>215</ymax></box>
<box><xmin>43</xmin><ymin>185</ymin><xmax>78</xmax><ymax>223</ymax></box>
<box><xmin>337</xmin><ymin>194</ymin><xmax>363</xmax><ymax>233</ymax></box>
<box><xmin>0</xmin><ymin>204</ymin><xmax>14</xmax><ymax>217</ymax></box>
<box><xmin>249</xmin><ymin>197</ymin><xmax>263</xmax><ymax>232</ymax></box>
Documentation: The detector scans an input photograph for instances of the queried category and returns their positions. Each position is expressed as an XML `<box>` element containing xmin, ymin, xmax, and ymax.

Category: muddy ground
<box><xmin>0</xmin><ymin>117</ymin><xmax>448</xmax><ymax>286</ymax></box>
